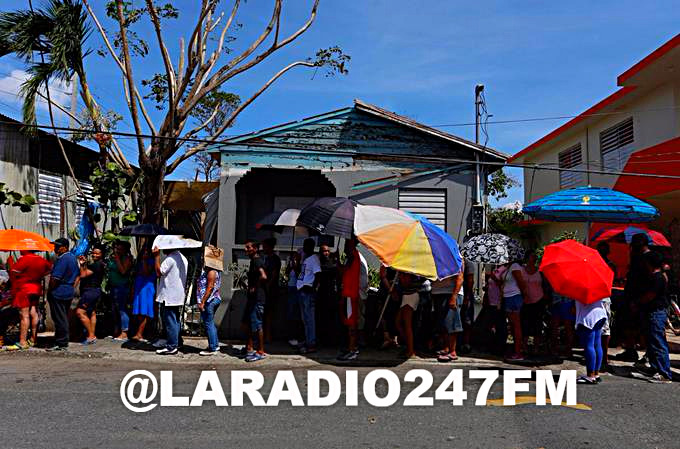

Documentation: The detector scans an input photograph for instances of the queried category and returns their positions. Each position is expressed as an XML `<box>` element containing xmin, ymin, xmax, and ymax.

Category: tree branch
<box><xmin>167</xmin><ymin>60</ymin><xmax>314</xmax><ymax>174</ymax></box>
<box><xmin>81</xmin><ymin>0</ymin><xmax>157</xmax><ymax>135</ymax></box>
<box><xmin>115</xmin><ymin>0</ymin><xmax>148</xmax><ymax>165</ymax></box>
<box><xmin>145</xmin><ymin>0</ymin><xmax>177</xmax><ymax>136</ymax></box>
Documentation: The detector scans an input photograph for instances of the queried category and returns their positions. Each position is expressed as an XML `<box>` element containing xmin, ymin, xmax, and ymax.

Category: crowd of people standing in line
<box><xmin>0</xmin><ymin>232</ymin><xmax>676</xmax><ymax>383</ymax></box>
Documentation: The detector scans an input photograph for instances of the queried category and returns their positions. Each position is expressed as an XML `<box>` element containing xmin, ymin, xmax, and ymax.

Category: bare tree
<box><xmin>81</xmin><ymin>0</ymin><xmax>349</xmax><ymax>224</ymax></box>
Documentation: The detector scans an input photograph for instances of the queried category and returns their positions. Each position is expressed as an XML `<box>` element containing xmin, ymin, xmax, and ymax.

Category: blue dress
<box><xmin>132</xmin><ymin>258</ymin><xmax>156</xmax><ymax>318</ymax></box>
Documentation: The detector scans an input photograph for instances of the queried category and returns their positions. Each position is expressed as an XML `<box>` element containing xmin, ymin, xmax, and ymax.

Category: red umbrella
<box><xmin>539</xmin><ymin>239</ymin><xmax>614</xmax><ymax>304</ymax></box>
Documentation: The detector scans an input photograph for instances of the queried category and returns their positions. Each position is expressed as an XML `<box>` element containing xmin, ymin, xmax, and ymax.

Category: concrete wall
<box><xmin>519</xmin><ymin>80</ymin><xmax>680</xmax><ymax>244</ymax></box>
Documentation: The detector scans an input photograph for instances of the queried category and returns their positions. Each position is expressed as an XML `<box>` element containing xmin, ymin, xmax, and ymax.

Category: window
<box><xmin>398</xmin><ymin>188</ymin><xmax>446</xmax><ymax>230</ymax></box>
<box><xmin>74</xmin><ymin>181</ymin><xmax>95</xmax><ymax>223</ymax></box>
<box><xmin>558</xmin><ymin>144</ymin><xmax>583</xmax><ymax>189</ymax></box>
<box><xmin>37</xmin><ymin>172</ymin><xmax>63</xmax><ymax>225</ymax></box>
<box><xmin>600</xmin><ymin>117</ymin><xmax>634</xmax><ymax>171</ymax></box>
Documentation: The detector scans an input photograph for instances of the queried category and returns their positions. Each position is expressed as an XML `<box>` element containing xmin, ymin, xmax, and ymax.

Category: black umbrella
<box><xmin>119</xmin><ymin>223</ymin><xmax>170</xmax><ymax>237</ymax></box>
<box><xmin>296</xmin><ymin>197</ymin><xmax>358</xmax><ymax>239</ymax></box>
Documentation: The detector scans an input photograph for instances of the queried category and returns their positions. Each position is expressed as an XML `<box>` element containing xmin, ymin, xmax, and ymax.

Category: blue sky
<box><xmin>1</xmin><ymin>1</ymin><xmax>679</xmax><ymax>205</ymax></box>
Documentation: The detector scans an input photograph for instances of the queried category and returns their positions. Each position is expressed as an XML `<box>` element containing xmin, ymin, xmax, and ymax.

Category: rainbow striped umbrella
<box><xmin>354</xmin><ymin>205</ymin><xmax>463</xmax><ymax>280</ymax></box>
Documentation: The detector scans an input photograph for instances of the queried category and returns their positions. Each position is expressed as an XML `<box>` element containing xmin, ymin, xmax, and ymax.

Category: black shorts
<box><xmin>78</xmin><ymin>288</ymin><xmax>101</xmax><ymax>314</ymax></box>
<box><xmin>521</xmin><ymin>300</ymin><xmax>545</xmax><ymax>337</ymax></box>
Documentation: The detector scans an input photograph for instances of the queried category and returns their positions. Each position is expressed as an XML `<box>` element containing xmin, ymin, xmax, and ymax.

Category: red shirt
<box><xmin>341</xmin><ymin>249</ymin><xmax>361</xmax><ymax>300</ymax></box>
<box><xmin>11</xmin><ymin>253</ymin><xmax>52</xmax><ymax>295</ymax></box>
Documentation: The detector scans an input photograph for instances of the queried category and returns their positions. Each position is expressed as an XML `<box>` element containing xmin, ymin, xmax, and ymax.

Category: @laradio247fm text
<box><xmin>120</xmin><ymin>369</ymin><xmax>578</xmax><ymax>412</ymax></box>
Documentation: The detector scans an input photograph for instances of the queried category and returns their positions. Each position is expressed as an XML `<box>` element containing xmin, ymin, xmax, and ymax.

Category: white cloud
<box><xmin>0</xmin><ymin>69</ymin><xmax>72</xmax><ymax>121</ymax></box>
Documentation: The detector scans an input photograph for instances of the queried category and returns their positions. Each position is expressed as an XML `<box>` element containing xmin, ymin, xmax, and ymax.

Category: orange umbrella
<box><xmin>0</xmin><ymin>229</ymin><xmax>53</xmax><ymax>251</ymax></box>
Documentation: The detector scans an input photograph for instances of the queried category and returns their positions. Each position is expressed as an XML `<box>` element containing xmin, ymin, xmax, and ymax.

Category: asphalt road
<box><xmin>0</xmin><ymin>354</ymin><xmax>678</xmax><ymax>449</ymax></box>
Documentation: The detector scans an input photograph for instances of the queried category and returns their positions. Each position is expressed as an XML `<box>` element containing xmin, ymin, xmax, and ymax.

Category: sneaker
<box><xmin>288</xmin><ymin>339</ymin><xmax>299</xmax><ymax>347</ymax></box>
<box><xmin>81</xmin><ymin>338</ymin><xmax>97</xmax><ymax>346</ymax></box>
<box><xmin>156</xmin><ymin>347</ymin><xmax>178</xmax><ymax>355</ymax></box>
<box><xmin>344</xmin><ymin>350</ymin><xmax>359</xmax><ymax>361</ymax></box>
<box><xmin>4</xmin><ymin>343</ymin><xmax>29</xmax><ymax>351</ymax></box>
<box><xmin>506</xmin><ymin>353</ymin><xmax>525</xmax><ymax>361</ymax></box>
<box><xmin>336</xmin><ymin>349</ymin><xmax>350</xmax><ymax>361</ymax></box>
<box><xmin>245</xmin><ymin>352</ymin><xmax>266</xmax><ymax>362</ymax></box>
<box><xmin>648</xmin><ymin>373</ymin><xmax>673</xmax><ymax>384</ymax></box>
<box><xmin>199</xmin><ymin>350</ymin><xmax>218</xmax><ymax>356</ymax></box>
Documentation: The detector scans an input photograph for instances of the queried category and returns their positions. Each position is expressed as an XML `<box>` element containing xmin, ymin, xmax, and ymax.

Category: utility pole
<box><xmin>474</xmin><ymin>84</ymin><xmax>484</xmax><ymax>205</ymax></box>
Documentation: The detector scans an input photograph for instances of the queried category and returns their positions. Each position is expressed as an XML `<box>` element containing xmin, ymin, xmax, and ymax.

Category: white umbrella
<box><xmin>152</xmin><ymin>234</ymin><xmax>202</xmax><ymax>250</ymax></box>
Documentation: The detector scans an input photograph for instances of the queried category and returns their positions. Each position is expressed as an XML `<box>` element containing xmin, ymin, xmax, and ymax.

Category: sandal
<box><xmin>577</xmin><ymin>375</ymin><xmax>598</xmax><ymax>384</ymax></box>
<box><xmin>245</xmin><ymin>352</ymin><xmax>267</xmax><ymax>363</ymax></box>
<box><xmin>437</xmin><ymin>353</ymin><xmax>458</xmax><ymax>362</ymax></box>
<box><xmin>4</xmin><ymin>343</ymin><xmax>29</xmax><ymax>351</ymax></box>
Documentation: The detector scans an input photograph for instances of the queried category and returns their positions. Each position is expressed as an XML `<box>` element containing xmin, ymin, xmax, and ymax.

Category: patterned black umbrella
<box><xmin>296</xmin><ymin>197</ymin><xmax>358</xmax><ymax>239</ymax></box>
<box><xmin>461</xmin><ymin>233</ymin><xmax>525</xmax><ymax>265</ymax></box>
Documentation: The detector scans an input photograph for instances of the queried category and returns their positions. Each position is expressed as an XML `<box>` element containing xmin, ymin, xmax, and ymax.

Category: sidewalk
<box><xmin>3</xmin><ymin>334</ymin><xmax>679</xmax><ymax>376</ymax></box>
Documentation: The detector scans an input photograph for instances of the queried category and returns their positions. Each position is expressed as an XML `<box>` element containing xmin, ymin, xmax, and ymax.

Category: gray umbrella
<box><xmin>461</xmin><ymin>233</ymin><xmax>525</xmax><ymax>265</ymax></box>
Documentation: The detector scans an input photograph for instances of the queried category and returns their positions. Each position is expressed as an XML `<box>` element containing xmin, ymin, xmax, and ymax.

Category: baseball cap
<box><xmin>51</xmin><ymin>238</ymin><xmax>70</xmax><ymax>249</ymax></box>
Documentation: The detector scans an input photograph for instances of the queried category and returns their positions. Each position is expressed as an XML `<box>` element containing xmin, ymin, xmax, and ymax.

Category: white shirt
<box><xmin>575</xmin><ymin>300</ymin><xmax>608</xmax><ymax>330</ymax></box>
<box><xmin>502</xmin><ymin>263</ymin><xmax>523</xmax><ymax>298</ymax></box>
<box><xmin>156</xmin><ymin>251</ymin><xmax>188</xmax><ymax>306</ymax></box>
<box><xmin>296</xmin><ymin>253</ymin><xmax>321</xmax><ymax>290</ymax></box>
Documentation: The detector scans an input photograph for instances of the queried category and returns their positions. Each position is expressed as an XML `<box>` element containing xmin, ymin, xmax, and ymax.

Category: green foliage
<box><xmin>89</xmin><ymin>162</ymin><xmax>138</xmax><ymax>230</ymax></box>
<box><xmin>487</xmin><ymin>207</ymin><xmax>524</xmax><ymax>236</ymax></box>
<box><xmin>0</xmin><ymin>0</ymin><xmax>91</xmax><ymax>129</ymax></box>
<box><xmin>368</xmin><ymin>266</ymin><xmax>380</xmax><ymax>290</ymax></box>
<box><xmin>486</xmin><ymin>169</ymin><xmax>520</xmax><ymax>201</ymax></box>
<box><xmin>310</xmin><ymin>46</ymin><xmax>350</xmax><ymax>76</ymax></box>
<box><xmin>72</xmin><ymin>107</ymin><xmax>123</xmax><ymax>144</ymax></box>
<box><xmin>103</xmin><ymin>1</ymin><xmax>178</xmax><ymax>58</ymax></box>
<box><xmin>0</xmin><ymin>183</ymin><xmax>35</xmax><ymax>212</ymax></box>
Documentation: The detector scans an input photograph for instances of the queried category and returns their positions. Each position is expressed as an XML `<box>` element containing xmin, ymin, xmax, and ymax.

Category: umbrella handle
<box><xmin>374</xmin><ymin>277</ymin><xmax>398</xmax><ymax>334</ymax></box>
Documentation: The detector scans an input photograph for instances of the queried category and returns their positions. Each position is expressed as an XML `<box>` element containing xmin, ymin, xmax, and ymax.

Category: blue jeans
<box><xmin>646</xmin><ymin>309</ymin><xmax>672</xmax><ymax>380</ymax></box>
<box><xmin>577</xmin><ymin>318</ymin><xmax>606</xmax><ymax>374</ymax></box>
<box><xmin>111</xmin><ymin>285</ymin><xmax>130</xmax><ymax>332</ymax></box>
<box><xmin>163</xmin><ymin>305</ymin><xmax>181</xmax><ymax>351</ymax></box>
<box><xmin>201</xmin><ymin>299</ymin><xmax>221</xmax><ymax>352</ymax></box>
<box><xmin>298</xmin><ymin>289</ymin><xmax>316</xmax><ymax>347</ymax></box>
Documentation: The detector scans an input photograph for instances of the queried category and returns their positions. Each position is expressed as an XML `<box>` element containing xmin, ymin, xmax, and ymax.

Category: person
<box><xmin>243</xmin><ymin>240</ymin><xmax>267</xmax><ymax>362</ymax></box>
<box><xmin>47</xmin><ymin>238</ymin><xmax>79</xmax><ymax>351</ymax></box>
<box><xmin>484</xmin><ymin>265</ymin><xmax>507</xmax><ymax>355</ymax></box>
<box><xmin>638</xmin><ymin>251</ymin><xmax>673</xmax><ymax>383</ymax></box>
<box><xmin>395</xmin><ymin>271</ymin><xmax>424</xmax><ymax>359</ymax></box>
<box><xmin>494</xmin><ymin>259</ymin><xmax>528</xmax><ymax>361</ymax></box>
<box><xmin>6</xmin><ymin>250</ymin><xmax>51</xmax><ymax>350</ymax></box>
<box><xmin>433</xmin><ymin>267</ymin><xmax>464</xmax><ymax>362</ymax></box>
<box><xmin>549</xmin><ymin>290</ymin><xmax>575</xmax><ymax>359</ymax></box>
<box><xmin>130</xmin><ymin>244</ymin><xmax>157</xmax><ymax>342</ymax></box>
<box><xmin>317</xmin><ymin>244</ymin><xmax>339</xmax><ymax>347</ymax></box>
<box><xmin>107</xmin><ymin>240</ymin><xmax>133</xmax><ymax>342</ymax></box>
<box><xmin>262</xmin><ymin>237</ymin><xmax>281</xmax><ymax>343</ymax></box>
<box><xmin>460</xmin><ymin>260</ymin><xmax>477</xmax><ymax>353</ymax></box>
<box><xmin>617</xmin><ymin>233</ymin><xmax>653</xmax><ymax>362</ymax></box>
<box><xmin>296</xmin><ymin>238</ymin><xmax>321</xmax><ymax>354</ymax></box>
<box><xmin>575</xmin><ymin>298</ymin><xmax>608</xmax><ymax>384</ymax></box>
<box><xmin>197</xmin><ymin>246</ymin><xmax>223</xmax><ymax>356</ymax></box>
<box><xmin>521</xmin><ymin>252</ymin><xmax>546</xmax><ymax>355</ymax></box>
<box><xmin>596</xmin><ymin>241</ymin><xmax>616</xmax><ymax>369</ymax></box>
<box><xmin>76</xmin><ymin>246</ymin><xmax>105</xmax><ymax>345</ymax></box>
<box><xmin>153</xmin><ymin>246</ymin><xmax>188</xmax><ymax>355</ymax></box>
<box><xmin>337</xmin><ymin>237</ymin><xmax>367</xmax><ymax>361</ymax></box>
<box><xmin>285</xmin><ymin>251</ymin><xmax>303</xmax><ymax>347</ymax></box>
<box><xmin>0</xmin><ymin>271</ymin><xmax>17</xmax><ymax>347</ymax></box>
